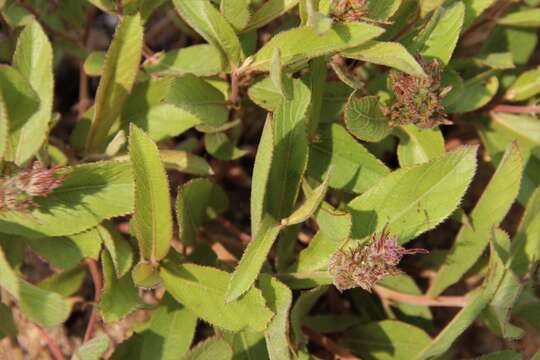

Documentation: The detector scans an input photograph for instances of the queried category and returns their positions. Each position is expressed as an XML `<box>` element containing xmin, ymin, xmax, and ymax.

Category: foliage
<box><xmin>0</xmin><ymin>0</ymin><xmax>538</xmax><ymax>358</ymax></box>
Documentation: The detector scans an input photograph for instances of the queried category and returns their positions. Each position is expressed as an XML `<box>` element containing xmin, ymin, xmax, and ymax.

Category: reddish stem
<box><xmin>229</xmin><ymin>65</ymin><xmax>240</xmax><ymax>105</ymax></box>
<box><xmin>491</xmin><ymin>105</ymin><xmax>540</xmax><ymax>114</ymax></box>
<box><xmin>83</xmin><ymin>258</ymin><xmax>102</xmax><ymax>343</ymax></box>
<box><xmin>36</xmin><ymin>325</ymin><xmax>65</xmax><ymax>360</ymax></box>
<box><xmin>373</xmin><ymin>285</ymin><xmax>469</xmax><ymax>307</ymax></box>
<box><xmin>215</xmin><ymin>216</ymin><xmax>251</xmax><ymax>244</ymax></box>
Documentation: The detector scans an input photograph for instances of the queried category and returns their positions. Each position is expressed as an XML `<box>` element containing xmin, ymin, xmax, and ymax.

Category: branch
<box><xmin>229</xmin><ymin>65</ymin><xmax>240</xmax><ymax>105</ymax></box>
<box><xmin>36</xmin><ymin>325</ymin><xmax>65</xmax><ymax>360</ymax></box>
<box><xmin>83</xmin><ymin>258</ymin><xmax>102</xmax><ymax>343</ymax></box>
<box><xmin>373</xmin><ymin>285</ymin><xmax>469</xmax><ymax>308</ymax></box>
<box><xmin>491</xmin><ymin>105</ymin><xmax>540</xmax><ymax>114</ymax></box>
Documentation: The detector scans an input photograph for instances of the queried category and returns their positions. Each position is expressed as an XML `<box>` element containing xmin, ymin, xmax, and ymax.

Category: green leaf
<box><xmin>0</xmin><ymin>94</ymin><xmax>8</xmax><ymax>162</ymax></box>
<box><xmin>251</xmin><ymin>116</ymin><xmax>274</xmax><ymax>235</ymax></box>
<box><xmin>0</xmin><ymin>161</ymin><xmax>134</xmax><ymax>238</ymax></box>
<box><xmin>461</xmin><ymin>0</ymin><xmax>496</xmax><ymax>30</ymax></box>
<box><xmin>0</xmin><ymin>66</ymin><xmax>39</xmax><ymax>162</ymax></box>
<box><xmin>204</xmin><ymin>131</ymin><xmax>248</xmax><ymax>160</ymax></box>
<box><xmin>348</xmin><ymin>146</ymin><xmax>478</xmax><ymax>243</ymax></box>
<box><xmin>498</xmin><ymin>8</ymin><xmax>540</xmax><ymax>27</ymax></box>
<box><xmin>176</xmin><ymin>178</ymin><xmax>228</xmax><ymax>246</ymax></box>
<box><xmin>38</xmin><ymin>266</ymin><xmax>86</xmax><ymax>297</ymax></box>
<box><xmin>129</xmin><ymin>124</ymin><xmax>172</xmax><ymax>262</ymax></box>
<box><xmin>132</xmin><ymin>261</ymin><xmax>162</xmax><ymax>289</ymax></box>
<box><xmin>226</xmin><ymin>216</ymin><xmax>282</xmax><ymax>302</ymax></box>
<box><xmin>139</xmin><ymin>296</ymin><xmax>197</xmax><ymax>359</ymax></box>
<box><xmin>71</xmin><ymin>335</ymin><xmax>110</xmax><ymax>360</ymax></box>
<box><xmin>172</xmin><ymin>0</ymin><xmax>241</xmax><ymax>66</ymax></box>
<box><xmin>281</xmin><ymin>176</ymin><xmax>329</xmax><ymax>226</ymax></box>
<box><xmin>86</xmin><ymin>14</ymin><xmax>143</xmax><ymax>153</ymax></box>
<box><xmin>428</xmin><ymin>142</ymin><xmax>522</xmax><ymax>296</ymax></box>
<box><xmin>159</xmin><ymin>150</ymin><xmax>213</xmax><ymax>176</ymax></box>
<box><xmin>26</xmin><ymin>237</ymin><xmax>84</xmax><ymax>270</ymax></box>
<box><xmin>251</xmin><ymin>22</ymin><xmax>384</xmax><ymax>71</ymax></box>
<box><xmin>368</xmin><ymin>0</ymin><xmax>402</xmax><ymax>19</ymax></box>
<box><xmin>504</xmin><ymin>66</ymin><xmax>540</xmax><ymax>101</ymax></box>
<box><xmin>395</xmin><ymin>125</ymin><xmax>445</xmax><ymax>167</ymax></box>
<box><xmin>409</xmin><ymin>2</ymin><xmax>465</xmax><ymax>65</ymax></box>
<box><xmin>266</xmin><ymin>79</ymin><xmax>311</xmax><ymax>219</ymax></box>
<box><xmin>342</xmin><ymin>41</ymin><xmax>426</xmax><ymax>77</ymax></box>
<box><xmin>161</xmin><ymin>263</ymin><xmax>273</xmax><ymax>332</ymax></box>
<box><xmin>0</xmin><ymin>245</ymin><xmax>71</xmax><ymax>327</ymax></box>
<box><xmin>307</xmin><ymin>124</ymin><xmax>390</xmax><ymax>193</ymax></box>
<box><xmin>11</xmin><ymin>19</ymin><xmax>53</xmax><ymax>165</ymax></box>
<box><xmin>270</xmin><ymin>48</ymin><xmax>292</xmax><ymax>99</ymax></box>
<box><xmin>510</xmin><ymin>186</ymin><xmax>540</xmax><ymax>275</ymax></box>
<box><xmin>83</xmin><ymin>51</ymin><xmax>105</xmax><ymax>76</ymax></box>
<box><xmin>99</xmin><ymin>223</ymin><xmax>134</xmax><ymax>278</ymax></box>
<box><xmin>475</xmin><ymin>351</ymin><xmax>522</xmax><ymax>360</ymax></box>
<box><xmin>259</xmin><ymin>275</ymin><xmax>292</xmax><ymax>360</ymax></box>
<box><xmin>344</xmin><ymin>94</ymin><xmax>392</xmax><ymax>143</ymax></box>
<box><xmin>221</xmin><ymin>0</ymin><xmax>251</xmax><ymax>32</ymax></box>
<box><xmin>290</xmin><ymin>286</ymin><xmax>327</xmax><ymax>346</ymax></box>
<box><xmin>345</xmin><ymin>320</ymin><xmax>432</xmax><ymax>360</ymax></box>
<box><xmin>0</xmin><ymin>303</ymin><xmax>16</xmax><ymax>338</ymax></box>
<box><xmin>414</xmin><ymin>230</ymin><xmax>509</xmax><ymax>360</ymax></box>
<box><xmin>445</xmin><ymin>71</ymin><xmax>499</xmax><ymax>113</ymax></box>
<box><xmin>67</xmin><ymin>228</ymin><xmax>104</xmax><ymax>260</ymax></box>
<box><xmin>165</xmin><ymin>74</ymin><xmax>229</xmax><ymax>128</ymax></box>
<box><xmin>183</xmin><ymin>338</ymin><xmax>233</xmax><ymax>360</ymax></box>
<box><xmin>222</xmin><ymin>329</ymin><xmax>268</xmax><ymax>359</ymax></box>
<box><xmin>99</xmin><ymin>251</ymin><xmax>141</xmax><ymax>322</ymax></box>
<box><xmin>307</xmin><ymin>56</ymin><xmax>327</xmax><ymax>136</ymax></box>
<box><xmin>243</xmin><ymin>0</ymin><xmax>299</xmax><ymax>33</ymax></box>
<box><xmin>143</xmin><ymin>45</ymin><xmax>223</xmax><ymax>77</ymax></box>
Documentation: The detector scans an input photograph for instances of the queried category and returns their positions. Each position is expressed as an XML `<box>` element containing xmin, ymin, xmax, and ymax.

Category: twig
<box><xmin>302</xmin><ymin>326</ymin><xmax>359</xmax><ymax>360</ymax></box>
<box><xmin>490</xmin><ymin>105</ymin><xmax>540</xmax><ymax>114</ymax></box>
<box><xmin>229</xmin><ymin>65</ymin><xmax>240</xmax><ymax>105</ymax></box>
<box><xmin>373</xmin><ymin>285</ymin><xmax>469</xmax><ymax>307</ymax></box>
<box><xmin>83</xmin><ymin>258</ymin><xmax>102</xmax><ymax>343</ymax></box>
<box><xmin>215</xmin><ymin>216</ymin><xmax>251</xmax><ymax>244</ymax></box>
<box><xmin>36</xmin><ymin>325</ymin><xmax>65</xmax><ymax>360</ymax></box>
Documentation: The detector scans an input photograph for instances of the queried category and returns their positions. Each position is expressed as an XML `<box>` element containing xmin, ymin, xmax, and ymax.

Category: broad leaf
<box><xmin>344</xmin><ymin>94</ymin><xmax>392</xmax><ymax>143</ymax></box>
<box><xmin>11</xmin><ymin>20</ymin><xmax>53</xmax><ymax>164</ymax></box>
<box><xmin>176</xmin><ymin>178</ymin><xmax>228</xmax><ymax>245</ymax></box>
<box><xmin>342</xmin><ymin>41</ymin><xmax>426</xmax><ymax>77</ymax></box>
<box><xmin>429</xmin><ymin>142</ymin><xmax>522</xmax><ymax>296</ymax></box>
<box><xmin>504</xmin><ymin>66</ymin><xmax>540</xmax><ymax>101</ymax></box>
<box><xmin>159</xmin><ymin>150</ymin><xmax>213</xmax><ymax>176</ymax></box>
<box><xmin>183</xmin><ymin>338</ymin><xmax>233</xmax><ymax>360</ymax></box>
<box><xmin>161</xmin><ymin>263</ymin><xmax>273</xmax><ymax>332</ymax></box>
<box><xmin>222</xmin><ymin>329</ymin><xmax>268</xmax><ymax>359</ymax></box>
<box><xmin>251</xmin><ymin>22</ymin><xmax>384</xmax><ymax>70</ymax></box>
<box><xmin>38</xmin><ymin>266</ymin><xmax>86</xmax><ymax>297</ymax></box>
<box><xmin>99</xmin><ymin>224</ymin><xmax>133</xmax><ymax>278</ymax></box>
<box><xmin>348</xmin><ymin>146</ymin><xmax>478</xmax><ymax>243</ymax></box>
<box><xmin>129</xmin><ymin>124</ymin><xmax>172</xmax><ymax>262</ymax></box>
<box><xmin>226</xmin><ymin>216</ymin><xmax>282</xmax><ymax>302</ymax></box>
<box><xmin>0</xmin><ymin>161</ymin><xmax>134</xmax><ymax>238</ymax></box>
<box><xmin>71</xmin><ymin>335</ymin><xmax>110</xmax><ymax>360</ymax></box>
<box><xmin>395</xmin><ymin>125</ymin><xmax>445</xmax><ymax>166</ymax></box>
<box><xmin>244</xmin><ymin>0</ymin><xmax>299</xmax><ymax>32</ymax></box>
<box><xmin>498</xmin><ymin>8</ymin><xmax>540</xmax><ymax>27</ymax></box>
<box><xmin>143</xmin><ymin>45</ymin><xmax>223</xmax><ymax>77</ymax></box>
<box><xmin>221</xmin><ymin>0</ymin><xmax>251</xmax><ymax>32</ymax></box>
<box><xmin>172</xmin><ymin>0</ymin><xmax>241</xmax><ymax>66</ymax></box>
<box><xmin>86</xmin><ymin>14</ymin><xmax>143</xmax><ymax>153</ymax></box>
<box><xmin>445</xmin><ymin>71</ymin><xmax>499</xmax><ymax>113</ymax></box>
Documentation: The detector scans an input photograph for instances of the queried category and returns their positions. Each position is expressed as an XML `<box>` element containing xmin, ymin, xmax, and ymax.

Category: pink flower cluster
<box><xmin>0</xmin><ymin>162</ymin><xmax>66</xmax><ymax>211</ymax></box>
<box><xmin>329</xmin><ymin>226</ymin><xmax>428</xmax><ymax>292</ymax></box>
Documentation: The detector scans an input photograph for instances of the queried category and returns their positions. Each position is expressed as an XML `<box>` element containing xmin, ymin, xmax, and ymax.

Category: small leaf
<box><xmin>226</xmin><ymin>216</ymin><xmax>282</xmax><ymax>302</ymax></box>
<box><xmin>259</xmin><ymin>275</ymin><xmax>292</xmax><ymax>360</ymax></box>
<box><xmin>86</xmin><ymin>14</ymin><xmax>143</xmax><ymax>153</ymax></box>
<box><xmin>0</xmin><ymin>245</ymin><xmax>71</xmax><ymax>327</ymax></box>
<box><xmin>498</xmin><ymin>8</ymin><xmax>540</xmax><ymax>27</ymax></box>
<box><xmin>11</xmin><ymin>19</ymin><xmax>53</xmax><ymax>165</ymax></box>
<box><xmin>129</xmin><ymin>124</ymin><xmax>172</xmax><ymax>262</ymax></box>
<box><xmin>251</xmin><ymin>22</ymin><xmax>384</xmax><ymax>70</ymax></box>
<box><xmin>307</xmin><ymin>124</ymin><xmax>390</xmax><ymax>193</ymax></box>
<box><xmin>159</xmin><ymin>150</ymin><xmax>214</xmax><ymax>176</ymax></box>
<box><xmin>83</xmin><ymin>51</ymin><xmax>105</xmax><ymax>76</ymax></box>
<box><xmin>395</xmin><ymin>125</ymin><xmax>445</xmax><ymax>166</ymax></box>
<box><xmin>504</xmin><ymin>66</ymin><xmax>540</xmax><ymax>101</ymax></box>
<box><xmin>71</xmin><ymin>335</ymin><xmax>110</xmax><ymax>360</ymax></box>
<box><xmin>342</xmin><ymin>41</ymin><xmax>426</xmax><ymax>77</ymax></box>
<box><xmin>99</xmin><ymin>224</ymin><xmax>133</xmax><ymax>278</ymax></box>
<box><xmin>172</xmin><ymin>0</ymin><xmax>242</xmax><ymax>66</ymax></box>
<box><xmin>221</xmin><ymin>0</ymin><xmax>251</xmax><ymax>32</ymax></box>
<box><xmin>204</xmin><ymin>132</ymin><xmax>248</xmax><ymax>160</ymax></box>
<box><xmin>161</xmin><ymin>263</ymin><xmax>273</xmax><ymax>332</ymax></box>
<box><xmin>183</xmin><ymin>338</ymin><xmax>233</xmax><ymax>360</ymax></box>
<box><xmin>143</xmin><ymin>45</ymin><xmax>223</xmax><ymax>77</ymax></box>
<box><xmin>38</xmin><ymin>266</ymin><xmax>86</xmax><ymax>297</ymax></box>
<box><xmin>348</xmin><ymin>146</ymin><xmax>478</xmax><ymax>243</ymax></box>
<box><xmin>176</xmin><ymin>178</ymin><xmax>228</xmax><ymax>246</ymax></box>
<box><xmin>270</xmin><ymin>48</ymin><xmax>292</xmax><ymax>99</ymax></box>
<box><xmin>132</xmin><ymin>261</ymin><xmax>162</xmax><ymax>289</ymax></box>
<box><xmin>344</xmin><ymin>94</ymin><xmax>391</xmax><ymax>142</ymax></box>
<box><xmin>244</xmin><ymin>0</ymin><xmax>299</xmax><ymax>33</ymax></box>
<box><xmin>428</xmin><ymin>142</ymin><xmax>522</xmax><ymax>296</ymax></box>
<box><xmin>445</xmin><ymin>71</ymin><xmax>499</xmax><ymax>113</ymax></box>
<box><xmin>281</xmin><ymin>175</ymin><xmax>329</xmax><ymax>226</ymax></box>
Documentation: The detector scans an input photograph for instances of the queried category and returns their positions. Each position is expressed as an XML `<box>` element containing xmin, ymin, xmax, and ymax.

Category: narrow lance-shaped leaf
<box><xmin>11</xmin><ymin>20</ymin><xmax>53</xmax><ymax>165</ymax></box>
<box><xmin>0</xmin><ymin>245</ymin><xmax>71</xmax><ymax>328</ymax></box>
<box><xmin>428</xmin><ymin>142</ymin><xmax>522</xmax><ymax>296</ymax></box>
<box><xmin>348</xmin><ymin>146</ymin><xmax>478</xmax><ymax>244</ymax></box>
<box><xmin>504</xmin><ymin>66</ymin><xmax>540</xmax><ymax>101</ymax></box>
<box><xmin>161</xmin><ymin>263</ymin><xmax>273</xmax><ymax>332</ymax></box>
<box><xmin>129</xmin><ymin>124</ymin><xmax>172</xmax><ymax>262</ymax></box>
<box><xmin>281</xmin><ymin>175</ymin><xmax>329</xmax><ymax>226</ymax></box>
<box><xmin>251</xmin><ymin>116</ymin><xmax>274</xmax><ymax>235</ymax></box>
<box><xmin>251</xmin><ymin>22</ymin><xmax>384</xmax><ymax>71</ymax></box>
<box><xmin>86</xmin><ymin>14</ymin><xmax>143</xmax><ymax>153</ymax></box>
<box><xmin>226</xmin><ymin>215</ymin><xmax>282</xmax><ymax>302</ymax></box>
<box><xmin>172</xmin><ymin>0</ymin><xmax>241</xmax><ymax>66</ymax></box>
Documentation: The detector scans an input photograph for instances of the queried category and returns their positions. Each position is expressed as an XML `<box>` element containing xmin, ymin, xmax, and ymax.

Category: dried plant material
<box><xmin>329</xmin><ymin>226</ymin><xmax>428</xmax><ymax>291</ymax></box>
<box><xmin>386</xmin><ymin>58</ymin><xmax>452</xmax><ymax>128</ymax></box>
